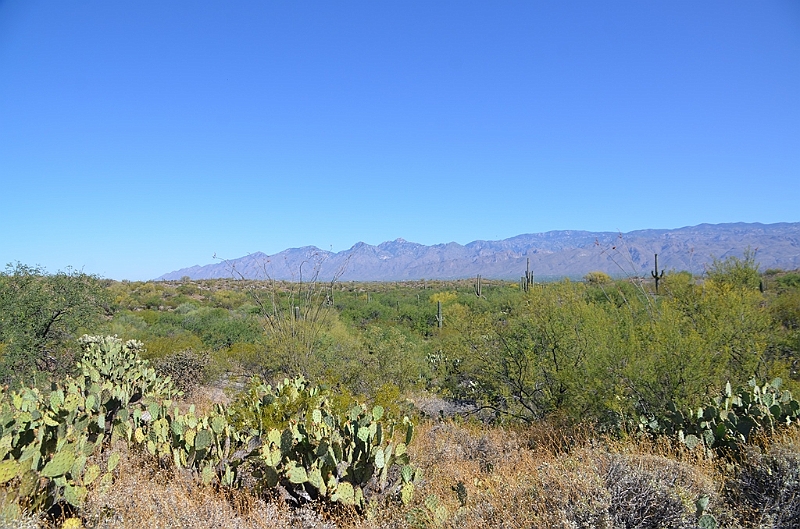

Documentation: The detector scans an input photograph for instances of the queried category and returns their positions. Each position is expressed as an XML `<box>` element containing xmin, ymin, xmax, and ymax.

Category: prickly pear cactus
<box><xmin>228</xmin><ymin>376</ymin><xmax>416</xmax><ymax>507</ymax></box>
<box><xmin>654</xmin><ymin>378</ymin><xmax>800</xmax><ymax>457</ymax></box>
<box><xmin>0</xmin><ymin>336</ymin><xmax>417</xmax><ymax>520</ymax></box>
<box><xmin>695</xmin><ymin>495</ymin><xmax>718</xmax><ymax>529</ymax></box>
<box><xmin>0</xmin><ymin>336</ymin><xmax>172</xmax><ymax>515</ymax></box>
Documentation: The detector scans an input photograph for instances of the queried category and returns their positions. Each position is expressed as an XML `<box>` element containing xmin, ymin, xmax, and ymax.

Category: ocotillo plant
<box><xmin>651</xmin><ymin>253</ymin><xmax>665</xmax><ymax>294</ymax></box>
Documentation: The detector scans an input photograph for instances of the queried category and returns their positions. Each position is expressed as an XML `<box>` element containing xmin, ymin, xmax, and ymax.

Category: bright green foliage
<box><xmin>100</xmin><ymin>273</ymin><xmax>796</xmax><ymax>435</ymax></box>
<box><xmin>0</xmin><ymin>263</ymin><xmax>108</xmax><ymax>383</ymax></box>
<box><xmin>360</xmin><ymin>325</ymin><xmax>423</xmax><ymax>393</ymax></box>
<box><xmin>462</xmin><ymin>283</ymin><xmax>616</xmax><ymax>422</ymax></box>
<box><xmin>650</xmin><ymin>378</ymin><xmax>800</xmax><ymax>457</ymax></box>
<box><xmin>434</xmin><ymin>272</ymin><xmax>779</xmax><ymax>426</ymax></box>
<box><xmin>621</xmin><ymin>281</ymin><xmax>770</xmax><ymax>420</ymax></box>
<box><xmin>705</xmin><ymin>248</ymin><xmax>761</xmax><ymax>290</ymax></box>
<box><xmin>775</xmin><ymin>272</ymin><xmax>800</xmax><ymax>290</ymax></box>
<box><xmin>584</xmin><ymin>271</ymin><xmax>612</xmax><ymax>284</ymax></box>
<box><xmin>181</xmin><ymin>307</ymin><xmax>261</xmax><ymax>350</ymax></box>
<box><xmin>771</xmin><ymin>289</ymin><xmax>800</xmax><ymax>331</ymax></box>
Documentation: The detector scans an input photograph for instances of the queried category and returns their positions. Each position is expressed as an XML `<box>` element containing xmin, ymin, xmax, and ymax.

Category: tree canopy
<box><xmin>0</xmin><ymin>263</ymin><xmax>108</xmax><ymax>383</ymax></box>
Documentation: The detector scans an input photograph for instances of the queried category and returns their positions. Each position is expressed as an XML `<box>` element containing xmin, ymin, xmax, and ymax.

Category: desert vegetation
<box><xmin>1</xmin><ymin>256</ymin><xmax>800</xmax><ymax>528</ymax></box>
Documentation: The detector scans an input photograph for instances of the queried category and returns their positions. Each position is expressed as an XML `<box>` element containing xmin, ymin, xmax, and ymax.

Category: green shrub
<box><xmin>0</xmin><ymin>263</ymin><xmax>108</xmax><ymax>384</ymax></box>
<box><xmin>775</xmin><ymin>273</ymin><xmax>800</xmax><ymax>291</ymax></box>
<box><xmin>705</xmin><ymin>248</ymin><xmax>761</xmax><ymax>290</ymax></box>
<box><xmin>584</xmin><ymin>271</ymin><xmax>612</xmax><ymax>284</ymax></box>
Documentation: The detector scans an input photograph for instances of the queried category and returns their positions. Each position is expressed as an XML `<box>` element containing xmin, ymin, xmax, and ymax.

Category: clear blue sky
<box><xmin>1</xmin><ymin>1</ymin><xmax>798</xmax><ymax>280</ymax></box>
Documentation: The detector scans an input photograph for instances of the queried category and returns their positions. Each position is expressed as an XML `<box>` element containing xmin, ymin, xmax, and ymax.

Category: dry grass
<box><xmin>19</xmin><ymin>421</ymin><xmax>800</xmax><ymax>529</ymax></box>
<box><xmin>401</xmin><ymin>420</ymin><xmax>720</xmax><ymax>528</ymax></box>
<box><xmin>78</xmin><ymin>450</ymin><xmax>335</xmax><ymax>529</ymax></box>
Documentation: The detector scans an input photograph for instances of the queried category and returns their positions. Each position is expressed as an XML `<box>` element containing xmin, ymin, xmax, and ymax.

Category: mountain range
<box><xmin>157</xmin><ymin>222</ymin><xmax>800</xmax><ymax>282</ymax></box>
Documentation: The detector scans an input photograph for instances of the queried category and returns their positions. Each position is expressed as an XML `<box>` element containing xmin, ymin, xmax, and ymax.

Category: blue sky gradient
<box><xmin>1</xmin><ymin>1</ymin><xmax>798</xmax><ymax>279</ymax></box>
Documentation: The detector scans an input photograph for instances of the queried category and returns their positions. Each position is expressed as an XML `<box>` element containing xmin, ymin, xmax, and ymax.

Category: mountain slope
<box><xmin>157</xmin><ymin>222</ymin><xmax>800</xmax><ymax>281</ymax></box>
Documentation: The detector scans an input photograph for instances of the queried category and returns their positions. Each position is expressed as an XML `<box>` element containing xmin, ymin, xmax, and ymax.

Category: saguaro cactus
<box><xmin>436</xmin><ymin>300</ymin><xmax>443</xmax><ymax>328</ymax></box>
<box><xmin>522</xmin><ymin>258</ymin><xmax>534</xmax><ymax>292</ymax></box>
<box><xmin>475</xmin><ymin>274</ymin><xmax>482</xmax><ymax>297</ymax></box>
<box><xmin>651</xmin><ymin>253</ymin><xmax>665</xmax><ymax>294</ymax></box>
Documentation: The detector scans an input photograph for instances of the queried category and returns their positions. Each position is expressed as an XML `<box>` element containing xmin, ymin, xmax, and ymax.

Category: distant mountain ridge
<box><xmin>157</xmin><ymin>222</ymin><xmax>800</xmax><ymax>281</ymax></box>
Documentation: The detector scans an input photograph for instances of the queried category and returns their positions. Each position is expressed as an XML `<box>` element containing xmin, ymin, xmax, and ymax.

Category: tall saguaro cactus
<box><xmin>651</xmin><ymin>253</ymin><xmax>665</xmax><ymax>294</ymax></box>
<box><xmin>436</xmin><ymin>300</ymin><xmax>443</xmax><ymax>328</ymax></box>
<box><xmin>522</xmin><ymin>258</ymin><xmax>534</xmax><ymax>292</ymax></box>
<box><xmin>475</xmin><ymin>274</ymin><xmax>482</xmax><ymax>297</ymax></box>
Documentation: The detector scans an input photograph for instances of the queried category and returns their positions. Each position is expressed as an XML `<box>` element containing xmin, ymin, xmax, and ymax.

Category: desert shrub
<box><xmin>705</xmin><ymin>248</ymin><xmax>761</xmax><ymax>290</ymax></box>
<box><xmin>0</xmin><ymin>263</ymin><xmax>108</xmax><ymax>384</ymax></box>
<box><xmin>468</xmin><ymin>283</ymin><xmax>616</xmax><ymax>422</ymax></box>
<box><xmin>414</xmin><ymin>421</ymin><xmax>525</xmax><ymax>479</ymax></box>
<box><xmin>181</xmin><ymin>307</ymin><xmax>262</xmax><ymax>350</ymax></box>
<box><xmin>584</xmin><ymin>271</ymin><xmax>612</xmax><ymax>284</ymax></box>
<box><xmin>528</xmin><ymin>451</ymin><xmax>715</xmax><ymax>529</ymax></box>
<box><xmin>602</xmin><ymin>453</ymin><xmax>709</xmax><ymax>529</ymax></box>
<box><xmin>175</xmin><ymin>302</ymin><xmax>198</xmax><ymax>314</ymax></box>
<box><xmin>153</xmin><ymin>348</ymin><xmax>209</xmax><ymax>397</ymax></box>
<box><xmin>726</xmin><ymin>443</ymin><xmax>800</xmax><ymax>528</ymax></box>
<box><xmin>140</xmin><ymin>333</ymin><xmax>205</xmax><ymax>360</ymax></box>
<box><xmin>361</xmin><ymin>325</ymin><xmax>424</xmax><ymax>392</ymax></box>
<box><xmin>771</xmin><ymin>289</ymin><xmax>800</xmax><ymax>331</ymax></box>
<box><xmin>775</xmin><ymin>272</ymin><xmax>800</xmax><ymax>291</ymax></box>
